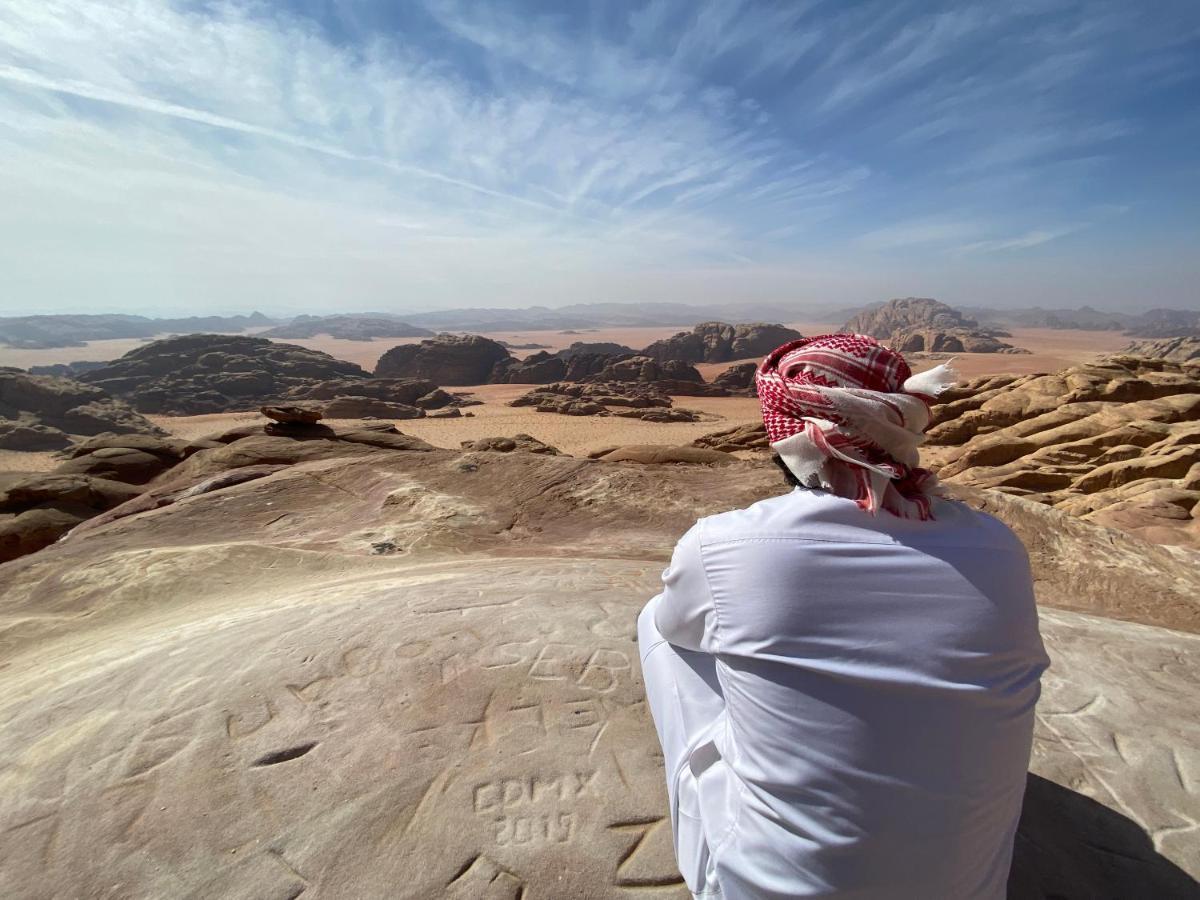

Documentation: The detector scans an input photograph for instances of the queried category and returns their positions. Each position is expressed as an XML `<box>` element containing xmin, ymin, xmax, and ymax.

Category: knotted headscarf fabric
<box><xmin>755</xmin><ymin>333</ymin><xmax>958</xmax><ymax>520</ymax></box>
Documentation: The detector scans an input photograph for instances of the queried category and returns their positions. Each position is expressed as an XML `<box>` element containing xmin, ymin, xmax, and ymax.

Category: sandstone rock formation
<box><xmin>692</xmin><ymin>421</ymin><xmax>769</xmax><ymax>452</ymax></box>
<box><xmin>928</xmin><ymin>357</ymin><xmax>1200</xmax><ymax>547</ymax></box>
<box><xmin>0</xmin><ymin>370</ymin><xmax>165</xmax><ymax>451</ymax></box>
<box><xmin>489</xmin><ymin>351</ymin><xmax>569</xmax><ymax>384</ymax></box>
<box><xmin>556</xmin><ymin>341</ymin><xmax>636</xmax><ymax>359</ymax></box>
<box><xmin>261</xmin><ymin>405</ymin><xmax>323</xmax><ymax>425</ymax></box>
<box><xmin>712</xmin><ymin>362</ymin><xmax>757</xmax><ymax>395</ymax></box>
<box><xmin>1119</xmin><ymin>336</ymin><xmax>1200</xmax><ymax>363</ymax></box>
<box><xmin>460</xmin><ymin>434</ymin><xmax>563</xmax><ymax>455</ymax></box>
<box><xmin>581</xmin><ymin>356</ymin><xmax>729</xmax><ymax>396</ymax></box>
<box><xmin>842</xmin><ymin>298</ymin><xmax>1026</xmax><ymax>353</ymax></box>
<box><xmin>0</xmin><ymin>451</ymin><xmax>1196</xmax><ymax>897</ymax></box>
<box><xmin>78</xmin><ymin>334</ymin><xmax>369</xmax><ymax>414</ymax></box>
<box><xmin>507</xmin><ymin>383</ymin><xmax>708</xmax><ymax>420</ymax></box>
<box><xmin>641</xmin><ymin>322</ymin><xmax>803</xmax><ymax>363</ymax></box>
<box><xmin>374</xmin><ymin>334</ymin><xmax>511</xmax><ymax>385</ymax></box>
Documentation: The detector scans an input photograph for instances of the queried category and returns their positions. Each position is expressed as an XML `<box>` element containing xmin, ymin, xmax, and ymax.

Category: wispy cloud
<box><xmin>0</xmin><ymin>0</ymin><xmax>1197</xmax><ymax>315</ymax></box>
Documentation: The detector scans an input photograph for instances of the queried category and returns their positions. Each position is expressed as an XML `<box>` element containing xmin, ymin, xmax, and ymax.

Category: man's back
<box><xmin>650</xmin><ymin>488</ymin><xmax>1050</xmax><ymax>899</ymax></box>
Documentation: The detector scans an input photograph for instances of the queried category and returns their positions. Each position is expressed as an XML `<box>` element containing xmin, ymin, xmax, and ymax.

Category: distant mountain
<box><xmin>262</xmin><ymin>315</ymin><xmax>433</xmax><ymax>341</ymax></box>
<box><xmin>400</xmin><ymin>301</ymin><xmax>822</xmax><ymax>332</ymax></box>
<box><xmin>960</xmin><ymin>305</ymin><xmax>1200</xmax><ymax>337</ymax></box>
<box><xmin>0</xmin><ymin>312</ymin><xmax>274</xmax><ymax>349</ymax></box>
<box><xmin>1122</xmin><ymin>308</ymin><xmax>1200</xmax><ymax>338</ymax></box>
<box><xmin>961</xmin><ymin>305</ymin><xmax>1131</xmax><ymax>331</ymax></box>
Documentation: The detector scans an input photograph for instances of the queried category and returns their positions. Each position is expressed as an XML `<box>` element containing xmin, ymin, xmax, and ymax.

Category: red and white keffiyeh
<box><xmin>755</xmin><ymin>333</ymin><xmax>958</xmax><ymax>520</ymax></box>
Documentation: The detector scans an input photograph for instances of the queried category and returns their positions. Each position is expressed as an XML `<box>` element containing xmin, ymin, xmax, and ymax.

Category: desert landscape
<box><xmin>1</xmin><ymin>298</ymin><xmax>1198</xmax><ymax>898</ymax></box>
<box><xmin>6</xmin><ymin>1</ymin><xmax>1200</xmax><ymax>894</ymax></box>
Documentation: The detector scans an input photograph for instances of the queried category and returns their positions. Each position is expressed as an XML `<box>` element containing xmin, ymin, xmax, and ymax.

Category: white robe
<box><xmin>638</xmin><ymin>488</ymin><xmax>1049</xmax><ymax>899</ymax></box>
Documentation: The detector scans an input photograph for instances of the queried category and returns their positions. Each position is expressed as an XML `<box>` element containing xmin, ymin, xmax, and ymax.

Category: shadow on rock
<box><xmin>1009</xmin><ymin>773</ymin><xmax>1199</xmax><ymax>899</ymax></box>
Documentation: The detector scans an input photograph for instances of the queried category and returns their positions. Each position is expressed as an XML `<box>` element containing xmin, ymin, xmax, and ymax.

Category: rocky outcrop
<box><xmin>556</xmin><ymin>341</ymin><xmax>636</xmax><ymax>359</ymax></box>
<box><xmin>511</xmin><ymin>382</ymin><xmax>671</xmax><ymax>409</ymax></box>
<box><xmin>692</xmin><ymin>422</ymin><xmax>769</xmax><ymax>452</ymax></box>
<box><xmin>641</xmin><ymin>322</ymin><xmax>803</xmax><ymax>363</ymax></box>
<box><xmin>78</xmin><ymin>334</ymin><xmax>369</xmax><ymax>414</ymax></box>
<box><xmin>460</xmin><ymin>434</ymin><xmax>562</xmax><ymax>455</ymax></box>
<box><xmin>490</xmin><ymin>344</ymin><xmax>644</xmax><ymax>384</ymax></box>
<box><xmin>580</xmin><ymin>356</ymin><xmax>729</xmax><ymax>396</ymax></box>
<box><xmin>374</xmin><ymin>334</ymin><xmax>511</xmax><ymax>385</ymax></box>
<box><xmin>288</xmin><ymin>377</ymin><xmax>437</xmax><ymax>404</ymax></box>
<box><xmin>928</xmin><ymin>357</ymin><xmax>1200</xmax><ymax>546</ymax></box>
<box><xmin>507</xmin><ymin>383</ymin><xmax>708</xmax><ymax>421</ymax></box>
<box><xmin>842</xmin><ymin>298</ymin><xmax>1026</xmax><ymax>353</ymax></box>
<box><xmin>27</xmin><ymin>360</ymin><xmax>110</xmax><ymax>378</ymax></box>
<box><xmin>0</xmin><ymin>370</ymin><xmax>165</xmax><ymax>451</ymax></box>
<box><xmin>712</xmin><ymin>362</ymin><xmax>757</xmax><ymax>395</ymax></box>
<box><xmin>489</xmin><ymin>351</ymin><xmax>568</xmax><ymax>384</ymax></box>
<box><xmin>261</xmin><ymin>405</ymin><xmax>322</xmax><ymax>425</ymax></box>
<box><xmin>0</xmin><ymin>451</ymin><xmax>1196</xmax><ymax>897</ymax></box>
<box><xmin>1119</xmin><ymin>336</ymin><xmax>1200</xmax><ymax>363</ymax></box>
<box><xmin>0</xmin><ymin>473</ymin><xmax>142</xmax><ymax>562</ymax></box>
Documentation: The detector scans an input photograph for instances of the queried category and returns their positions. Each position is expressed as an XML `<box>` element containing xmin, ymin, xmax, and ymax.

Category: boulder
<box><xmin>712</xmin><ymin>362</ymin><xmax>757</xmax><ymax>394</ymax></box>
<box><xmin>0</xmin><ymin>473</ymin><xmax>141</xmax><ymax>513</ymax></box>
<box><xmin>261</xmin><ymin>405</ymin><xmax>323</xmax><ymax>425</ymax></box>
<box><xmin>414</xmin><ymin>389</ymin><xmax>455</xmax><ymax>410</ymax></box>
<box><xmin>374</xmin><ymin>334</ymin><xmax>511</xmax><ymax>385</ymax></box>
<box><xmin>54</xmin><ymin>447</ymin><xmax>176</xmax><ymax>485</ymax></box>
<box><xmin>0</xmin><ymin>503</ymin><xmax>92</xmax><ymax>562</ymax></box>
<box><xmin>489</xmin><ymin>352</ymin><xmax>568</xmax><ymax>384</ymax></box>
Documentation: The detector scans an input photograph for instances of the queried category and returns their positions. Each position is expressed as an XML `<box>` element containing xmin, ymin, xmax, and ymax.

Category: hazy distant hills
<box><xmin>963</xmin><ymin>305</ymin><xmax>1200</xmax><ymax>337</ymax></box>
<box><xmin>398</xmin><ymin>301</ymin><xmax>809</xmax><ymax>332</ymax></box>
<box><xmin>261</xmin><ymin>315</ymin><xmax>433</xmax><ymax>341</ymax></box>
<box><xmin>0</xmin><ymin>312</ymin><xmax>273</xmax><ymax>349</ymax></box>
<box><xmin>3</xmin><ymin>302</ymin><xmax>1197</xmax><ymax>349</ymax></box>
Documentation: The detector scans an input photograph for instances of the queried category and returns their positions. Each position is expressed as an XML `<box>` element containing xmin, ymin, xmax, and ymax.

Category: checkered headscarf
<box><xmin>755</xmin><ymin>334</ymin><xmax>957</xmax><ymax>520</ymax></box>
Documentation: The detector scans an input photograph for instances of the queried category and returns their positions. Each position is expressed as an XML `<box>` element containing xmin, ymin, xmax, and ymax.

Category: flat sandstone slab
<box><xmin>0</xmin><ymin>453</ymin><xmax>1196</xmax><ymax>897</ymax></box>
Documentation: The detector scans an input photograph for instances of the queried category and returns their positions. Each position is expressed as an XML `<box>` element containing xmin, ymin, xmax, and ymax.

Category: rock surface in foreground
<box><xmin>0</xmin><ymin>453</ymin><xmax>1197</xmax><ymax>898</ymax></box>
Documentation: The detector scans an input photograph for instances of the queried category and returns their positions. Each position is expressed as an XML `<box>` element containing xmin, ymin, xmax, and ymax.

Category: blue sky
<box><xmin>1</xmin><ymin>0</ymin><xmax>1197</xmax><ymax>316</ymax></box>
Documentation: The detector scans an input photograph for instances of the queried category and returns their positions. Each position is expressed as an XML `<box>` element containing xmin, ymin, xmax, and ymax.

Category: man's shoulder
<box><xmin>695</xmin><ymin>488</ymin><xmax>1026</xmax><ymax>552</ymax></box>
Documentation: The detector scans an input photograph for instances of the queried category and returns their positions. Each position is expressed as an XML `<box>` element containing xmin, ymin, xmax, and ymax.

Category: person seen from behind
<box><xmin>638</xmin><ymin>334</ymin><xmax>1050</xmax><ymax>898</ymax></box>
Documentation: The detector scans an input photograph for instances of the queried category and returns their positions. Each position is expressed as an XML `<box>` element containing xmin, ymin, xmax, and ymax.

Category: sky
<box><xmin>1</xmin><ymin>0</ymin><xmax>1198</xmax><ymax>317</ymax></box>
